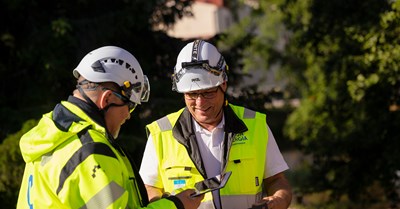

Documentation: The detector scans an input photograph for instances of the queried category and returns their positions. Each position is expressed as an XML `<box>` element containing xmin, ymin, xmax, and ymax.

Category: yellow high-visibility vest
<box><xmin>17</xmin><ymin>100</ymin><xmax>179</xmax><ymax>209</ymax></box>
<box><xmin>147</xmin><ymin>104</ymin><xmax>268</xmax><ymax>209</ymax></box>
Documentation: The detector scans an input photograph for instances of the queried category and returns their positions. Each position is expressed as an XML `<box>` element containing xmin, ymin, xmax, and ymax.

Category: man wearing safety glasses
<box><xmin>140</xmin><ymin>40</ymin><xmax>292</xmax><ymax>209</ymax></box>
<box><xmin>17</xmin><ymin>46</ymin><xmax>203</xmax><ymax>209</ymax></box>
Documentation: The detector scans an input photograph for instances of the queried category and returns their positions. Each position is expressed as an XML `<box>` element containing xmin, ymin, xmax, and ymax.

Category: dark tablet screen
<box><xmin>190</xmin><ymin>171</ymin><xmax>232</xmax><ymax>197</ymax></box>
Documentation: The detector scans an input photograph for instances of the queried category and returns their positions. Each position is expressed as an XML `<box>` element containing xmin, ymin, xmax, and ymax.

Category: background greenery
<box><xmin>1</xmin><ymin>0</ymin><xmax>399</xmax><ymax>208</ymax></box>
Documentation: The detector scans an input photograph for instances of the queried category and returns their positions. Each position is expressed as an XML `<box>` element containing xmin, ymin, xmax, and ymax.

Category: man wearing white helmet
<box><xmin>140</xmin><ymin>40</ymin><xmax>292</xmax><ymax>209</ymax></box>
<box><xmin>17</xmin><ymin>46</ymin><xmax>203</xmax><ymax>209</ymax></box>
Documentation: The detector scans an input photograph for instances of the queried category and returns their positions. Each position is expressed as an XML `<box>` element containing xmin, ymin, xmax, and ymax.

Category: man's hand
<box><xmin>175</xmin><ymin>189</ymin><xmax>204</xmax><ymax>209</ymax></box>
<box><xmin>259</xmin><ymin>195</ymin><xmax>287</xmax><ymax>209</ymax></box>
<box><xmin>262</xmin><ymin>172</ymin><xmax>292</xmax><ymax>209</ymax></box>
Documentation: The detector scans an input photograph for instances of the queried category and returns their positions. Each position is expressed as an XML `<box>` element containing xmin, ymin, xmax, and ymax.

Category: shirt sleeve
<box><xmin>264</xmin><ymin>124</ymin><xmax>289</xmax><ymax>178</ymax></box>
<box><xmin>139</xmin><ymin>135</ymin><xmax>164</xmax><ymax>188</ymax></box>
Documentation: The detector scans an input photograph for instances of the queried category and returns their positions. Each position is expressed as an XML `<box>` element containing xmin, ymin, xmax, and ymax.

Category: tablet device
<box><xmin>190</xmin><ymin>171</ymin><xmax>232</xmax><ymax>197</ymax></box>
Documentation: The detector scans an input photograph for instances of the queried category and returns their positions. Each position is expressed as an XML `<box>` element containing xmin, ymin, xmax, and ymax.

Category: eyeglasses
<box><xmin>181</xmin><ymin>60</ymin><xmax>223</xmax><ymax>76</ymax></box>
<box><xmin>173</xmin><ymin>60</ymin><xmax>226</xmax><ymax>86</ymax></box>
<box><xmin>112</xmin><ymin>91</ymin><xmax>137</xmax><ymax>113</ymax></box>
<box><xmin>103</xmin><ymin>87</ymin><xmax>137</xmax><ymax>113</ymax></box>
<box><xmin>184</xmin><ymin>87</ymin><xmax>219</xmax><ymax>100</ymax></box>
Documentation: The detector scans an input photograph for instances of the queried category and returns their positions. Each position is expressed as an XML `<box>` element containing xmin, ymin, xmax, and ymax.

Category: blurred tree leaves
<box><xmin>282</xmin><ymin>0</ymin><xmax>400</xmax><ymax>205</ymax></box>
<box><xmin>0</xmin><ymin>119</ymin><xmax>37</xmax><ymax>208</ymax></box>
<box><xmin>219</xmin><ymin>0</ymin><xmax>400</xmax><ymax>206</ymax></box>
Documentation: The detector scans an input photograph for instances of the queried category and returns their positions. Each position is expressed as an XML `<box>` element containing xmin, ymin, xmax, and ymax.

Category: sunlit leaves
<box><xmin>282</xmin><ymin>0</ymin><xmax>400</xmax><ymax>204</ymax></box>
<box><xmin>347</xmin><ymin>74</ymin><xmax>379</xmax><ymax>101</ymax></box>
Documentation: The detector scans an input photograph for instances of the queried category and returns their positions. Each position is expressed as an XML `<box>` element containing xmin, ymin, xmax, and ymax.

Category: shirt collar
<box><xmin>192</xmin><ymin>114</ymin><xmax>225</xmax><ymax>134</ymax></box>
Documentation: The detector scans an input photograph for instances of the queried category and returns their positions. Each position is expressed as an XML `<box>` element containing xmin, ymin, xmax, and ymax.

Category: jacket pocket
<box><xmin>227</xmin><ymin>152</ymin><xmax>260</xmax><ymax>194</ymax></box>
<box><xmin>161</xmin><ymin>161</ymin><xmax>201</xmax><ymax>193</ymax></box>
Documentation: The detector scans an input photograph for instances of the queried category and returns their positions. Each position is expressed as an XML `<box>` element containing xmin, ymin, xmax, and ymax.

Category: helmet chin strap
<box><xmin>77</xmin><ymin>86</ymin><xmax>120</xmax><ymax>144</ymax></box>
<box><xmin>78</xmin><ymin>85</ymin><xmax>130</xmax><ymax>118</ymax></box>
<box><xmin>78</xmin><ymin>86</ymin><xmax>102</xmax><ymax>111</ymax></box>
<box><xmin>216</xmin><ymin>85</ymin><xmax>228</xmax><ymax>120</ymax></box>
<box><xmin>218</xmin><ymin>85</ymin><xmax>228</xmax><ymax>107</ymax></box>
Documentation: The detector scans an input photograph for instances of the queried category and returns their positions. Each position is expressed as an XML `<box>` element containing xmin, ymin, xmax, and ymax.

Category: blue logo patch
<box><xmin>173</xmin><ymin>179</ymin><xmax>186</xmax><ymax>190</ymax></box>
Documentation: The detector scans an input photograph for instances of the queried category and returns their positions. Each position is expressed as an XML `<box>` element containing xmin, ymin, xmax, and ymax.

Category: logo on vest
<box><xmin>173</xmin><ymin>179</ymin><xmax>186</xmax><ymax>190</ymax></box>
<box><xmin>232</xmin><ymin>133</ymin><xmax>248</xmax><ymax>145</ymax></box>
<box><xmin>91</xmin><ymin>164</ymin><xmax>101</xmax><ymax>178</ymax></box>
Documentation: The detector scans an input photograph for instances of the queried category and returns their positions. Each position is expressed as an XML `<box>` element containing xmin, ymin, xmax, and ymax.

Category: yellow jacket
<box><xmin>146</xmin><ymin>104</ymin><xmax>268</xmax><ymax>209</ymax></box>
<box><xmin>17</xmin><ymin>96</ymin><xmax>180</xmax><ymax>209</ymax></box>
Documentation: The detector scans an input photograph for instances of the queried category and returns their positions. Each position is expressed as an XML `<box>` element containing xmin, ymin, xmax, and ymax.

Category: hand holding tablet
<box><xmin>190</xmin><ymin>171</ymin><xmax>232</xmax><ymax>197</ymax></box>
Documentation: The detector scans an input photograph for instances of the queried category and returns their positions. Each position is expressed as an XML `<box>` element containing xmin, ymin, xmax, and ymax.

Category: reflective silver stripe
<box><xmin>220</xmin><ymin>192</ymin><xmax>263</xmax><ymax>209</ymax></box>
<box><xmin>79</xmin><ymin>181</ymin><xmax>125</xmax><ymax>209</ymax></box>
<box><xmin>157</xmin><ymin>116</ymin><xmax>172</xmax><ymax>131</ymax></box>
<box><xmin>243</xmin><ymin>108</ymin><xmax>256</xmax><ymax>119</ymax></box>
<box><xmin>191</xmin><ymin>40</ymin><xmax>203</xmax><ymax>61</ymax></box>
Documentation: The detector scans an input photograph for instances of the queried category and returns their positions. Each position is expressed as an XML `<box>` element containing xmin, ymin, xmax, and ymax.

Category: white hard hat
<box><xmin>172</xmin><ymin>40</ymin><xmax>228</xmax><ymax>93</ymax></box>
<box><xmin>73</xmin><ymin>46</ymin><xmax>150</xmax><ymax>104</ymax></box>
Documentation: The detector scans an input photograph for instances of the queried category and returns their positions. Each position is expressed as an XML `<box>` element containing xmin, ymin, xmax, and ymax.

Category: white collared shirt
<box><xmin>193</xmin><ymin>116</ymin><xmax>225</xmax><ymax>178</ymax></box>
<box><xmin>192</xmin><ymin>116</ymin><xmax>225</xmax><ymax>208</ymax></box>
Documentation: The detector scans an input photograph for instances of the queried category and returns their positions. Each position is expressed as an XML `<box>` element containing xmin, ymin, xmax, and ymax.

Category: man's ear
<box><xmin>221</xmin><ymin>82</ymin><xmax>228</xmax><ymax>92</ymax></box>
<box><xmin>99</xmin><ymin>90</ymin><xmax>112</xmax><ymax>109</ymax></box>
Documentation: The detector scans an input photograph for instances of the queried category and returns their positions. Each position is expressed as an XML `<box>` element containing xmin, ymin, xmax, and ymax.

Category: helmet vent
<box><xmin>73</xmin><ymin>46</ymin><xmax>149</xmax><ymax>104</ymax></box>
<box><xmin>91</xmin><ymin>61</ymin><xmax>106</xmax><ymax>73</ymax></box>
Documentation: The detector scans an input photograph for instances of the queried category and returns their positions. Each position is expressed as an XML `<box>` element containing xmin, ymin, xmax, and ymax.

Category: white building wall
<box><xmin>166</xmin><ymin>2</ymin><xmax>233</xmax><ymax>39</ymax></box>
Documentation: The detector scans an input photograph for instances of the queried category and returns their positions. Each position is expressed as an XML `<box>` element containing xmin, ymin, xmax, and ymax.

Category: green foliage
<box><xmin>281</xmin><ymin>0</ymin><xmax>400</xmax><ymax>205</ymax></box>
<box><xmin>219</xmin><ymin>0</ymin><xmax>287</xmax><ymax>75</ymax></box>
<box><xmin>0</xmin><ymin>119</ymin><xmax>37</xmax><ymax>208</ymax></box>
<box><xmin>220</xmin><ymin>0</ymin><xmax>400</xmax><ymax>207</ymax></box>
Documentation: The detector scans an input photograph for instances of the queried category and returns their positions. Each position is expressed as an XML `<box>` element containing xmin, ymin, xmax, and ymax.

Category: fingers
<box><xmin>175</xmin><ymin>189</ymin><xmax>204</xmax><ymax>209</ymax></box>
<box><xmin>261</xmin><ymin>196</ymin><xmax>284</xmax><ymax>209</ymax></box>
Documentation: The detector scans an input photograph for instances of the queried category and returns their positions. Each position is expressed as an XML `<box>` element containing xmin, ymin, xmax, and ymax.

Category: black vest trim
<box><xmin>56</xmin><ymin>132</ymin><xmax>117</xmax><ymax>195</ymax></box>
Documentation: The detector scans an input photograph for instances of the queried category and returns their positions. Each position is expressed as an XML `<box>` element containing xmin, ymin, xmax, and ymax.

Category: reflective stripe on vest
<box><xmin>79</xmin><ymin>181</ymin><xmax>126</xmax><ymax>209</ymax></box>
<box><xmin>156</xmin><ymin>116</ymin><xmax>173</xmax><ymax>131</ymax></box>
<box><xmin>148</xmin><ymin>104</ymin><xmax>268</xmax><ymax>209</ymax></box>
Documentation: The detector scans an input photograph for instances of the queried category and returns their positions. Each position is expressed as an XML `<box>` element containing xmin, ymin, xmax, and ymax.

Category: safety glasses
<box><xmin>172</xmin><ymin>59</ymin><xmax>226</xmax><ymax>86</ymax></box>
<box><xmin>122</xmin><ymin>75</ymin><xmax>150</xmax><ymax>103</ymax></box>
<box><xmin>112</xmin><ymin>91</ymin><xmax>137</xmax><ymax>113</ymax></box>
<box><xmin>181</xmin><ymin>60</ymin><xmax>223</xmax><ymax>76</ymax></box>
<box><xmin>140</xmin><ymin>75</ymin><xmax>150</xmax><ymax>102</ymax></box>
<box><xmin>103</xmin><ymin>87</ymin><xmax>137</xmax><ymax>113</ymax></box>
